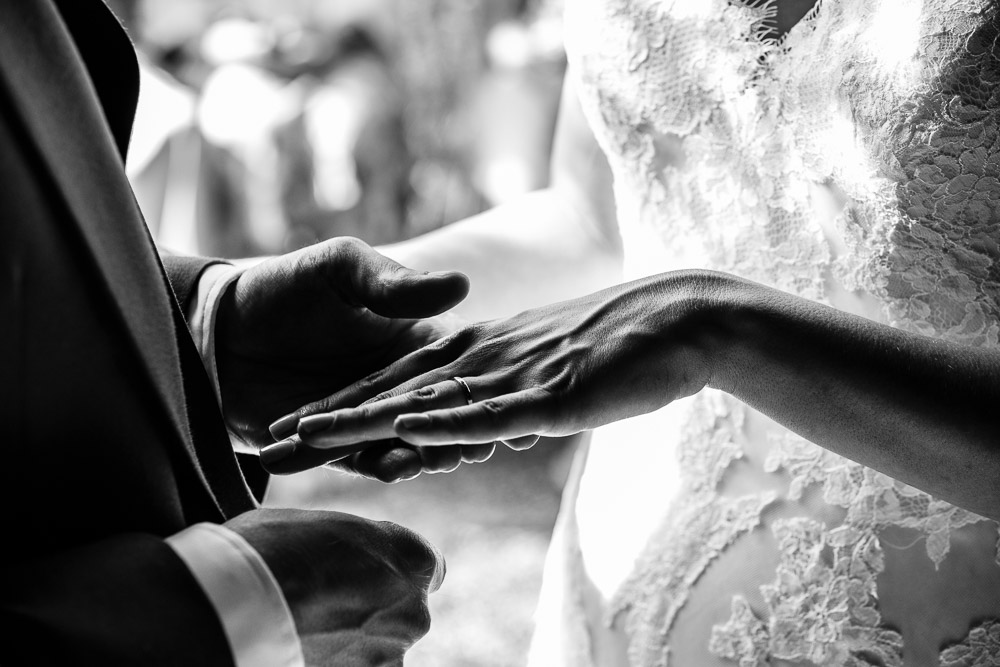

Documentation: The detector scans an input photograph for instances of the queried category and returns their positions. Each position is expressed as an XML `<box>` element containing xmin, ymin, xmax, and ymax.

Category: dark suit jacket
<box><xmin>0</xmin><ymin>2</ymin><xmax>266</xmax><ymax>663</ymax></box>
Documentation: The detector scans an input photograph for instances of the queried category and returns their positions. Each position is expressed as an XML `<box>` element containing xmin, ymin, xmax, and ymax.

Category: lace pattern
<box><xmin>939</xmin><ymin>621</ymin><xmax>1000</xmax><ymax>667</ymax></box>
<box><xmin>765</xmin><ymin>434</ymin><xmax>995</xmax><ymax>567</ymax></box>
<box><xmin>563</xmin><ymin>0</ymin><xmax>1000</xmax><ymax>663</ymax></box>
<box><xmin>711</xmin><ymin>518</ymin><xmax>905</xmax><ymax>667</ymax></box>
<box><xmin>846</xmin><ymin>3</ymin><xmax>1000</xmax><ymax>346</ymax></box>
<box><xmin>677</xmin><ymin>391</ymin><xmax>747</xmax><ymax>494</ymax></box>
<box><xmin>611</xmin><ymin>489</ymin><xmax>778</xmax><ymax>667</ymax></box>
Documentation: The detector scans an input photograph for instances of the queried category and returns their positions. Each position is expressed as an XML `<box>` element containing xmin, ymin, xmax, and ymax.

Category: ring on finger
<box><xmin>450</xmin><ymin>376</ymin><xmax>474</xmax><ymax>405</ymax></box>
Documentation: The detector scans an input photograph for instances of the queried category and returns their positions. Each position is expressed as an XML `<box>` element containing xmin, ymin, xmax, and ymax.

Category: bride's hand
<box><xmin>262</xmin><ymin>308</ymin><xmax>499</xmax><ymax>478</ymax></box>
<box><xmin>271</xmin><ymin>274</ymin><xmax>715</xmax><ymax>464</ymax></box>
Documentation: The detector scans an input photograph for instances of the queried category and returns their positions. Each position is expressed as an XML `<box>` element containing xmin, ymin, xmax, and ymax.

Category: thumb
<box><xmin>337</xmin><ymin>238</ymin><xmax>470</xmax><ymax>319</ymax></box>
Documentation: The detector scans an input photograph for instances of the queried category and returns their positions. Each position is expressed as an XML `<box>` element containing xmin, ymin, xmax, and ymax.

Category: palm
<box><xmin>214</xmin><ymin>239</ymin><xmax>467</xmax><ymax>449</ymax></box>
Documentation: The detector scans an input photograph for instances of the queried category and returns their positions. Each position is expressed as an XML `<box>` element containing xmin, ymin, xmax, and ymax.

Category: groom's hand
<box><xmin>226</xmin><ymin>508</ymin><xmax>443</xmax><ymax>663</ymax></box>
<box><xmin>214</xmin><ymin>237</ymin><xmax>485</xmax><ymax>480</ymax></box>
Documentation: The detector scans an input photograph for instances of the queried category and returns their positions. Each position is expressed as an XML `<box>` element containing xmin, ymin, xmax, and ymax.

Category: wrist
<box><xmin>188</xmin><ymin>263</ymin><xmax>248</xmax><ymax>442</ymax></box>
<box><xmin>167</xmin><ymin>522</ymin><xmax>303</xmax><ymax>667</ymax></box>
<box><xmin>213</xmin><ymin>275</ymin><xmax>240</xmax><ymax>392</ymax></box>
<box><xmin>665</xmin><ymin>270</ymin><xmax>784</xmax><ymax>398</ymax></box>
<box><xmin>224</xmin><ymin>511</ymin><xmax>311</xmax><ymax>628</ymax></box>
<box><xmin>641</xmin><ymin>270</ymin><xmax>755</xmax><ymax>398</ymax></box>
<box><xmin>212</xmin><ymin>276</ymin><xmax>262</xmax><ymax>451</ymax></box>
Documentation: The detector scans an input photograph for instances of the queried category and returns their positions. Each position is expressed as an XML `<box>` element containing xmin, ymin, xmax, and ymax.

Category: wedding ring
<box><xmin>451</xmin><ymin>377</ymin><xmax>474</xmax><ymax>405</ymax></box>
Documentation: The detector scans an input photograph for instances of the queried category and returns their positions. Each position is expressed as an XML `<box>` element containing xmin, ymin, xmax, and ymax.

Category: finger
<box><xmin>417</xmin><ymin>445</ymin><xmax>464</xmax><ymax>474</ymax></box>
<box><xmin>260</xmin><ymin>433</ymin><xmax>430</xmax><ymax>482</ymax></box>
<box><xmin>343</xmin><ymin>443</ymin><xmax>493</xmax><ymax>475</ymax></box>
<box><xmin>349</xmin><ymin>442</ymin><xmax>424</xmax><ymax>483</ymax></box>
<box><xmin>335</xmin><ymin>238</ymin><xmax>470</xmax><ymax>319</ymax></box>
<box><xmin>296</xmin><ymin>377</ymin><xmax>474</xmax><ymax>450</ymax></box>
<box><xmin>262</xmin><ymin>432</ymin><xmax>499</xmax><ymax>479</ymax></box>
<box><xmin>330</xmin><ymin>442</ymin><xmax>471</xmax><ymax>479</ymax></box>
<box><xmin>460</xmin><ymin>443</ymin><xmax>496</xmax><ymax>464</ymax></box>
<box><xmin>501</xmin><ymin>434</ymin><xmax>541</xmax><ymax>451</ymax></box>
<box><xmin>268</xmin><ymin>336</ymin><xmax>466</xmax><ymax>441</ymax></box>
<box><xmin>394</xmin><ymin>387</ymin><xmax>554</xmax><ymax>445</ymax></box>
<box><xmin>259</xmin><ymin>435</ymin><xmax>372</xmax><ymax>475</ymax></box>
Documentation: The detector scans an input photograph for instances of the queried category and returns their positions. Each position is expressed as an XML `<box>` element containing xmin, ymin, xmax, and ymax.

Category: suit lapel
<box><xmin>0</xmin><ymin>0</ymin><xmax>249</xmax><ymax>517</ymax></box>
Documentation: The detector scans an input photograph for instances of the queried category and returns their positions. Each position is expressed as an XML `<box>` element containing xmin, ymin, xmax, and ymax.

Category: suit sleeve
<box><xmin>2</xmin><ymin>534</ymin><xmax>236</xmax><ymax>666</ymax></box>
<box><xmin>161</xmin><ymin>253</ymin><xmax>228</xmax><ymax>312</ymax></box>
<box><xmin>161</xmin><ymin>257</ymin><xmax>270</xmax><ymax>500</ymax></box>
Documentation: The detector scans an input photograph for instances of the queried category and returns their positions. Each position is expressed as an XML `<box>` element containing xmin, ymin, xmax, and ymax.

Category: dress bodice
<box><xmin>559</xmin><ymin>0</ymin><xmax>1000</xmax><ymax>664</ymax></box>
<box><xmin>567</xmin><ymin>0</ymin><xmax>1000</xmax><ymax>344</ymax></box>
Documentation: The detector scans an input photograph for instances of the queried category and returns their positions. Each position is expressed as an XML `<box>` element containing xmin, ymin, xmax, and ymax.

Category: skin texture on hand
<box><xmin>213</xmin><ymin>237</ymin><xmax>492</xmax><ymax>481</ymax></box>
<box><xmin>282</xmin><ymin>269</ymin><xmax>1000</xmax><ymax>519</ymax></box>
<box><xmin>225</xmin><ymin>508</ymin><xmax>444</xmax><ymax>666</ymax></box>
<box><xmin>284</xmin><ymin>271</ymin><xmax>715</xmax><ymax>453</ymax></box>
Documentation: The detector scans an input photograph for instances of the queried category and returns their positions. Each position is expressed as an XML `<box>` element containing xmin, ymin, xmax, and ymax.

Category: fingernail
<box><xmin>396</xmin><ymin>414</ymin><xmax>431</xmax><ymax>430</ymax></box>
<box><xmin>299</xmin><ymin>414</ymin><xmax>334</xmax><ymax>435</ymax></box>
<box><xmin>268</xmin><ymin>414</ymin><xmax>298</xmax><ymax>440</ymax></box>
<box><xmin>261</xmin><ymin>438</ymin><xmax>297</xmax><ymax>466</ymax></box>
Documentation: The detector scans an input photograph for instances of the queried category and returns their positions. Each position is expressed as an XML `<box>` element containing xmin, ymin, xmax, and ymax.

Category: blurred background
<box><xmin>113</xmin><ymin>0</ymin><xmax>575</xmax><ymax>664</ymax></box>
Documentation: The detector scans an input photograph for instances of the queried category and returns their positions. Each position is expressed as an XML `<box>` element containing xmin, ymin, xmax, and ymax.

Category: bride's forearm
<box><xmin>378</xmin><ymin>188</ymin><xmax>623</xmax><ymax>321</ymax></box>
<box><xmin>684</xmin><ymin>271</ymin><xmax>1000</xmax><ymax>518</ymax></box>
<box><xmin>284</xmin><ymin>267</ymin><xmax>997</xmax><ymax>515</ymax></box>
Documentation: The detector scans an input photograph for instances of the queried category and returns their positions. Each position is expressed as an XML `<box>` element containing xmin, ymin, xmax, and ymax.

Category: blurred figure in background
<box><xmin>122</xmin><ymin>0</ymin><xmax>253</xmax><ymax>257</ymax></box>
<box><xmin>128</xmin><ymin>3</ymin><xmax>412</xmax><ymax>256</ymax></box>
<box><xmin>129</xmin><ymin>0</ymin><xmax>563</xmax><ymax>256</ymax></box>
<box><xmin>277</xmin><ymin>23</ymin><xmax>411</xmax><ymax>248</ymax></box>
<box><xmin>470</xmin><ymin>7</ymin><xmax>565</xmax><ymax>206</ymax></box>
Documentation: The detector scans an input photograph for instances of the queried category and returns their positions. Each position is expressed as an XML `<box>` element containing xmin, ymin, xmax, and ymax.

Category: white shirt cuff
<box><xmin>187</xmin><ymin>263</ymin><xmax>258</xmax><ymax>454</ymax></box>
<box><xmin>166</xmin><ymin>523</ymin><xmax>304</xmax><ymax>667</ymax></box>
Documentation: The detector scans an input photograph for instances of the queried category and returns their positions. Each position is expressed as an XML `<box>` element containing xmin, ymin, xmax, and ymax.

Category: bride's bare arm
<box><xmin>378</xmin><ymin>69</ymin><xmax>622</xmax><ymax>321</ymax></box>
<box><xmin>705</xmin><ymin>274</ymin><xmax>1000</xmax><ymax>520</ymax></box>
<box><xmin>281</xmin><ymin>270</ymin><xmax>1000</xmax><ymax>520</ymax></box>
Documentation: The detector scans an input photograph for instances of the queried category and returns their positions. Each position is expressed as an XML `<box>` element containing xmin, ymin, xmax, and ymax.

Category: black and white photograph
<box><xmin>2</xmin><ymin>0</ymin><xmax>999</xmax><ymax>665</ymax></box>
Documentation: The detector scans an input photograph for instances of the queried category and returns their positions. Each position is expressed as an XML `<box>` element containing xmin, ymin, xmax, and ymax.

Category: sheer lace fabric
<box><xmin>548</xmin><ymin>0</ymin><xmax>1000</xmax><ymax>664</ymax></box>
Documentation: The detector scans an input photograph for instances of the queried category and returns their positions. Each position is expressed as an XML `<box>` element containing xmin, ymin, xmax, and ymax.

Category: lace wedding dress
<box><xmin>528</xmin><ymin>1</ymin><xmax>1000</xmax><ymax>665</ymax></box>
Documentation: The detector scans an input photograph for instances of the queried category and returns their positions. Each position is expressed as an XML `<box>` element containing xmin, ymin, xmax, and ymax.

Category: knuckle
<box><xmin>524</xmin><ymin>384</ymin><xmax>560</xmax><ymax>434</ymax></box>
<box><xmin>385</xmin><ymin>593</ymin><xmax>433</xmax><ymax>644</ymax></box>
<box><xmin>336</xmin><ymin>235</ymin><xmax>364</xmax><ymax>253</ymax></box>
<box><xmin>315</xmin><ymin>393</ymin><xmax>347</xmax><ymax>414</ymax></box>
<box><xmin>361</xmin><ymin>367</ymin><xmax>387</xmax><ymax>391</ymax></box>
<box><xmin>377</xmin><ymin>520</ymin><xmax>444</xmax><ymax>588</ymax></box>
<box><xmin>288</xmin><ymin>246</ymin><xmax>319</xmax><ymax>278</ymax></box>
<box><xmin>477</xmin><ymin>335</ymin><xmax>502</xmax><ymax>357</ymax></box>
<box><xmin>353</xmin><ymin>404</ymin><xmax>375</xmax><ymax>421</ymax></box>
<box><xmin>391</xmin><ymin>596</ymin><xmax>433</xmax><ymax>642</ymax></box>
<box><xmin>413</xmin><ymin>601</ymin><xmax>433</xmax><ymax>636</ymax></box>
<box><xmin>422</xmin><ymin>332</ymin><xmax>465</xmax><ymax>366</ymax></box>
<box><xmin>365</xmin><ymin>387</ymin><xmax>411</xmax><ymax>407</ymax></box>
<box><xmin>367</xmin><ymin>389</ymin><xmax>396</xmax><ymax>404</ymax></box>
<box><xmin>454</xmin><ymin>324</ymin><xmax>481</xmax><ymax>347</ymax></box>
<box><xmin>324</xmin><ymin>236</ymin><xmax>360</xmax><ymax>265</ymax></box>
<box><xmin>413</xmin><ymin>386</ymin><xmax>438</xmax><ymax>401</ymax></box>
<box><xmin>479</xmin><ymin>399</ymin><xmax>506</xmax><ymax>429</ymax></box>
<box><xmin>427</xmin><ymin>333</ymin><xmax>454</xmax><ymax>352</ymax></box>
